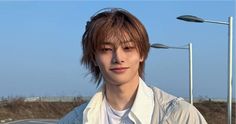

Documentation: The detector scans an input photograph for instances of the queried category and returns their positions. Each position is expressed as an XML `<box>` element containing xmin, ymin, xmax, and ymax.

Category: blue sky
<box><xmin>0</xmin><ymin>1</ymin><xmax>235</xmax><ymax>99</ymax></box>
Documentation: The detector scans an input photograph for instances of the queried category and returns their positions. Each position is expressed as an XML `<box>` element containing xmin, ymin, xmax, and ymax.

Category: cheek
<box><xmin>130</xmin><ymin>53</ymin><xmax>142</xmax><ymax>62</ymax></box>
<box><xmin>95</xmin><ymin>56</ymin><xmax>109</xmax><ymax>69</ymax></box>
<box><xmin>95</xmin><ymin>60</ymin><xmax>105</xmax><ymax>74</ymax></box>
<box><xmin>130</xmin><ymin>56</ymin><xmax>142</xmax><ymax>66</ymax></box>
<box><xmin>95</xmin><ymin>58</ymin><xmax>102</xmax><ymax>67</ymax></box>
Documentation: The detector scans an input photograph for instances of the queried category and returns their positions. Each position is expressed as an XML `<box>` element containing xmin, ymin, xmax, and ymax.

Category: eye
<box><xmin>121</xmin><ymin>42</ymin><xmax>135</xmax><ymax>51</ymax></box>
<box><xmin>99</xmin><ymin>46</ymin><xmax>113</xmax><ymax>53</ymax></box>
<box><xmin>124</xmin><ymin>46</ymin><xmax>132</xmax><ymax>49</ymax></box>
<box><xmin>98</xmin><ymin>44</ymin><xmax>113</xmax><ymax>52</ymax></box>
<box><xmin>123</xmin><ymin>46</ymin><xmax>135</xmax><ymax>51</ymax></box>
<box><xmin>100</xmin><ymin>47</ymin><xmax>113</xmax><ymax>52</ymax></box>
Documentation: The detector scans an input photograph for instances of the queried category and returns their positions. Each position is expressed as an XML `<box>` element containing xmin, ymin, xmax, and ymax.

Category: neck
<box><xmin>105</xmin><ymin>75</ymin><xmax>139</xmax><ymax>111</ymax></box>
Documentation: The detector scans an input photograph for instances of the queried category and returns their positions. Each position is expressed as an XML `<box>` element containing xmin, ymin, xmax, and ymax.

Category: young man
<box><xmin>58</xmin><ymin>8</ymin><xmax>207</xmax><ymax>124</ymax></box>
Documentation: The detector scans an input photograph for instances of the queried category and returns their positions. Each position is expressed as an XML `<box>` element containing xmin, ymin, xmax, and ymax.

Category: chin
<box><xmin>110</xmin><ymin>79</ymin><xmax>128</xmax><ymax>85</ymax></box>
<box><xmin>107</xmin><ymin>75</ymin><xmax>138</xmax><ymax>86</ymax></box>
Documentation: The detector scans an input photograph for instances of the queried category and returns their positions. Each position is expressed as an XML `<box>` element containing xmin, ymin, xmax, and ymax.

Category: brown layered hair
<box><xmin>81</xmin><ymin>8</ymin><xmax>150</xmax><ymax>86</ymax></box>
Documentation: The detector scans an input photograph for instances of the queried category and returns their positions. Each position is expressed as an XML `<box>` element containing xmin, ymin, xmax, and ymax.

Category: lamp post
<box><xmin>151</xmin><ymin>43</ymin><xmax>193</xmax><ymax>104</ymax></box>
<box><xmin>177</xmin><ymin>15</ymin><xmax>233</xmax><ymax>124</ymax></box>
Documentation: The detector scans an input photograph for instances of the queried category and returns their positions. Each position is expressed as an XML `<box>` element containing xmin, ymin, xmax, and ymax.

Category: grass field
<box><xmin>0</xmin><ymin>97</ymin><xmax>235</xmax><ymax>124</ymax></box>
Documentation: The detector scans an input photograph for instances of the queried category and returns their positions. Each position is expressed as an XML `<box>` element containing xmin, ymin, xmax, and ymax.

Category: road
<box><xmin>5</xmin><ymin>119</ymin><xmax>58</xmax><ymax>124</ymax></box>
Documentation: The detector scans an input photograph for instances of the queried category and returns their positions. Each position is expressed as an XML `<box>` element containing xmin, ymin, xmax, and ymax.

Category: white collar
<box><xmin>129</xmin><ymin>77</ymin><xmax>154</xmax><ymax>123</ymax></box>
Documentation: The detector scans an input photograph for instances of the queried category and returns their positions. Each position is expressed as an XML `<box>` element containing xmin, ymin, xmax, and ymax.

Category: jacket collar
<box><xmin>129</xmin><ymin>78</ymin><xmax>154</xmax><ymax>123</ymax></box>
<box><xmin>83</xmin><ymin>87</ymin><xmax>104</xmax><ymax>123</ymax></box>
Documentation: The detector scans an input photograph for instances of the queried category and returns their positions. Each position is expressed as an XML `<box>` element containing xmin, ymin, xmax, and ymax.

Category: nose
<box><xmin>112</xmin><ymin>47</ymin><xmax>125</xmax><ymax>64</ymax></box>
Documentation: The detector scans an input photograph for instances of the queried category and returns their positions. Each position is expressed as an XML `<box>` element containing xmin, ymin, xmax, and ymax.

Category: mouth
<box><xmin>110</xmin><ymin>67</ymin><xmax>129</xmax><ymax>73</ymax></box>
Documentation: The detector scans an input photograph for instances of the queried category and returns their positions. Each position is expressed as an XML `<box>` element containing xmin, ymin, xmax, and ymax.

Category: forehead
<box><xmin>101</xmin><ymin>34</ymin><xmax>132</xmax><ymax>45</ymax></box>
<box><xmin>96</xmin><ymin>26</ymin><xmax>138</xmax><ymax>46</ymax></box>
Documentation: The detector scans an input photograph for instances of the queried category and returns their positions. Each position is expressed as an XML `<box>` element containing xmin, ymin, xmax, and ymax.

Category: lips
<box><xmin>110</xmin><ymin>67</ymin><xmax>129</xmax><ymax>73</ymax></box>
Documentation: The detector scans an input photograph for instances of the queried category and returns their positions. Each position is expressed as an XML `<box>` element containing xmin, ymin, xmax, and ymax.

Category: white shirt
<box><xmin>102</xmin><ymin>97</ymin><xmax>133</xmax><ymax>124</ymax></box>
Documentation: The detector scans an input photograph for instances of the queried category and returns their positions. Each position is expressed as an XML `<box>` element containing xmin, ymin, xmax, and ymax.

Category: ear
<box><xmin>140</xmin><ymin>56</ymin><xmax>144</xmax><ymax>62</ymax></box>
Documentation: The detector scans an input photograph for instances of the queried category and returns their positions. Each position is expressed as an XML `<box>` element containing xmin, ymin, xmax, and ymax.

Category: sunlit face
<box><xmin>95</xmin><ymin>39</ymin><xmax>143</xmax><ymax>86</ymax></box>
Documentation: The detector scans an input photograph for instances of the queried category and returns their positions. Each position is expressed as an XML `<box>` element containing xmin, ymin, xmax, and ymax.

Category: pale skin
<box><xmin>95</xmin><ymin>39</ymin><xmax>143</xmax><ymax>111</ymax></box>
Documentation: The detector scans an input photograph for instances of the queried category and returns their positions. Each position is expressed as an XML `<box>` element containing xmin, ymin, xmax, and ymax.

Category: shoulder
<box><xmin>151</xmin><ymin>86</ymin><xmax>207</xmax><ymax>123</ymax></box>
<box><xmin>58</xmin><ymin>102</ymin><xmax>88</xmax><ymax>124</ymax></box>
<box><xmin>167</xmin><ymin>100</ymin><xmax>207</xmax><ymax>124</ymax></box>
<box><xmin>151</xmin><ymin>86</ymin><xmax>177</xmax><ymax>105</ymax></box>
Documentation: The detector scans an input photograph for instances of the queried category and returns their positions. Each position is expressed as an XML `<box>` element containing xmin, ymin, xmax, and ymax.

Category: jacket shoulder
<box><xmin>151</xmin><ymin>86</ymin><xmax>178</xmax><ymax>106</ymax></box>
<box><xmin>167</xmin><ymin>100</ymin><xmax>207</xmax><ymax>124</ymax></box>
<box><xmin>57</xmin><ymin>102</ymin><xmax>88</xmax><ymax>124</ymax></box>
<box><xmin>151</xmin><ymin>86</ymin><xmax>207</xmax><ymax>123</ymax></box>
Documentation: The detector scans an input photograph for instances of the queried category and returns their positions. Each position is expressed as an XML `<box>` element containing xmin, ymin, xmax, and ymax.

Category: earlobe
<box><xmin>140</xmin><ymin>57</ymin><xmax>144</xmax><ymax>62</ymax></box>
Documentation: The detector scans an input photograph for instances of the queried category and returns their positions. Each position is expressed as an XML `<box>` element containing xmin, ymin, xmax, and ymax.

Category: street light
<box><xmin>151</xmin><ymin>43</ymin><xmax>193</xmax><ymax>105</ymax></box>
<box><xmin>177</xmin><ymin>15</ymin><xmax>233</xmax><ymax>124</ymax></box>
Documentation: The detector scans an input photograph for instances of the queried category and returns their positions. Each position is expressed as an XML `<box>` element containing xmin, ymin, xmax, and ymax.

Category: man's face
<box><xmin>95</xmin><ymin>39</ymin><xmax>143</xmax><ymax>86</ymax></box>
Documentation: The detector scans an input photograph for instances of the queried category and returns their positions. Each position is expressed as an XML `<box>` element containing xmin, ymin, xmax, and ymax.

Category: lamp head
<box><xmin>177</xmin><ymin>15</ymin><xmax>204</xmax><ymax>23</ymax></box>
<box><xmin>151</xmin><ymin>43</ymin><xmax>169</xmax><ymax>49</ymax></box>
